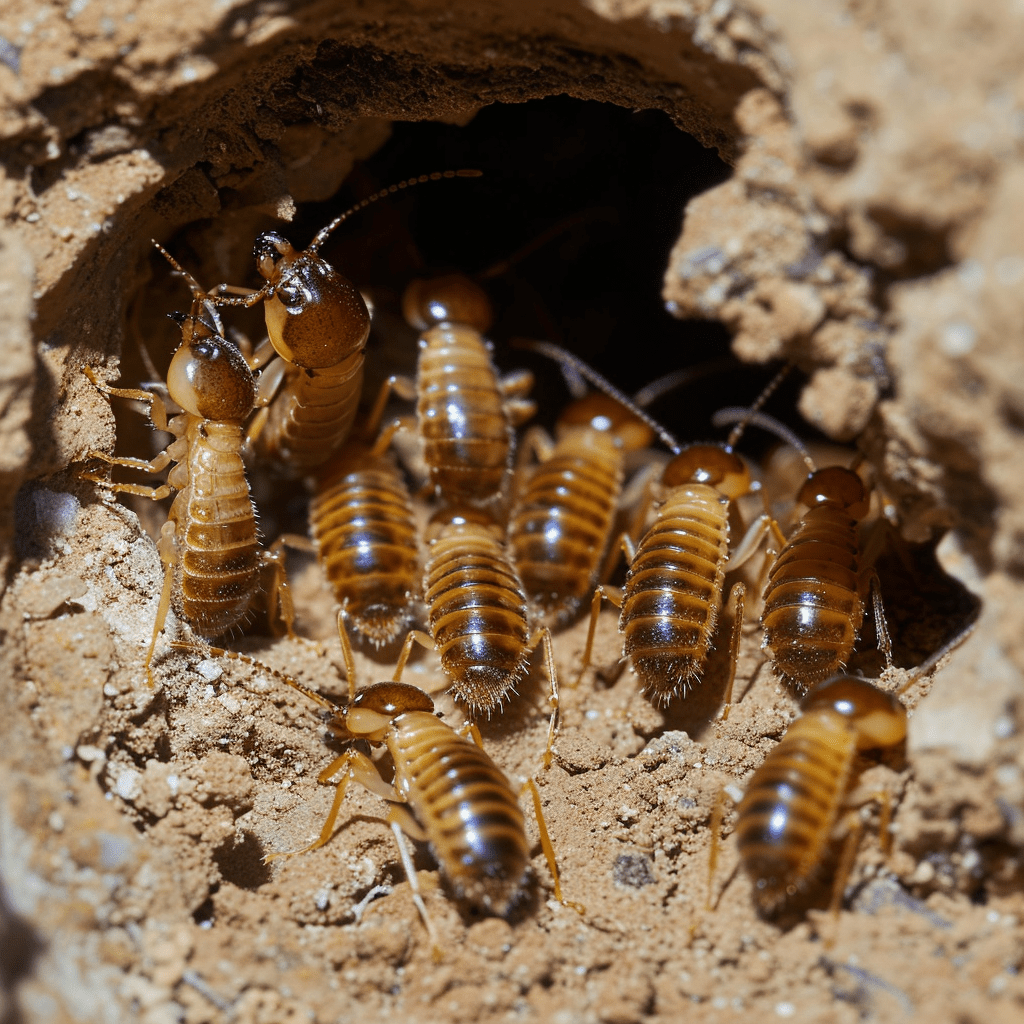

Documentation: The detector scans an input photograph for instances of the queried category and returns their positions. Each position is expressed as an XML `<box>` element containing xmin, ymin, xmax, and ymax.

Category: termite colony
<box><xmin>79</xmin><ymin>136</ymin><xmax>977</xmax><ymax>960</ymax></box>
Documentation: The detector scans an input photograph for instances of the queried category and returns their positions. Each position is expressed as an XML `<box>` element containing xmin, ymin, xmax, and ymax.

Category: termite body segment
<box><xmin>373</xmin><ymin>273</ymin><xmax>535</xmax><ymax>505</ymax></box>
<box><xmin>578</xmin><ymin>445</ymin><xmax>779</xmax><ymax>706</ymax></box>
<box><xmin>82</xmin><ymin>303</ymin><xmax>291</xmax><ymax>685</ymax></box>
<box><xmin>309</xmin><ymin>433</ymin><xmax>420</xmax><ymax>647</ymax></box>
<box><xmin>760</xmin><ymin>466</ymin><xmax>891</xmax><ymax>692</ymax></box>
<box><xmin>509</xmin><ymin>392</ymin><xmax>655</xmax><ymax>628</ymax></box>
<box><xmin>734</xmin><ymin>675</ymin><xmax>907</xmax><ymax>913</ymax></box>
<box><xmin>393</xmin><ymin>505</ymin><xmax>561</xmax><ymax>764</ymax></box>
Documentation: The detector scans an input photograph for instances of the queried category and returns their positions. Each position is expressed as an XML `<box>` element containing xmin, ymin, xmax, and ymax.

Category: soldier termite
<box><xmin>569</xmin><ymin>362</ymin><xmax>791</xmax><ymax>709</ymax></box>
<box><xmin>732</xmin><ymin>675</ymin><xmax>907</xmax><ymax>914</ymax></box>
<box><xmin>390</xmin><ymin>504</ymin><xmax>562</xmax><ymax>766</ymax></box>
<box><xmin>508</xmin><ymin>391</ymin><xmax>657</xmax><ymax>629</ymax></box>
<box><xmin>711</xmin><ymin>406</ymin><xmax>894</xmax><ymax>693</ymax></box>
<box><xmin>210</xmin><ymin>170</ymin><xmax>483</xmax><ymax>475</ymax></box>
<box><xmin>366</xmin><ymin>272</ymin><xmax>536</xmax><ymax>505</ymax></box>
<box><xmin>171</xmin><ymin>617</ymin><xmax>582</xmax><ymax>959</ymax></box>
<box><xmin>81</xmin><ymin>247</ymin><xmax>293</xmax><ymax>686</ymax></box>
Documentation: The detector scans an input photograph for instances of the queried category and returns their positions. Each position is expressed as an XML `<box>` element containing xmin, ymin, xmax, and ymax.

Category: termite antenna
<box><xmin>152</xmin><ymin>240</ymin><xmax>225</xmax><ymax>336</ymax></box>
<box><xmin>632</xmin><ymin>359</ymin><xmax>738</xmax><ymax>409</ymax></box>
<box><xmin>724</xmin><ymin>363</ymin><xmax>792</xmax><ymax>452</ymax></box>
<box><xmin>712</xmin><ymin>406</ymin><xmax>817</xmax><ymax>473</ymax></box>
<box><xmin>168</xmin><ymin>640</ymin><xmax>339</xmax><ymax>713</ymax></box>
<box><xmin>513</xmin><ymin>338</ymin><xmax>682</xmax><ymax>454</ymax></box>
<box><xmin>309</xmin><ymin>169</ymin><xmax>484</xmax><ymax>252</ymax></box>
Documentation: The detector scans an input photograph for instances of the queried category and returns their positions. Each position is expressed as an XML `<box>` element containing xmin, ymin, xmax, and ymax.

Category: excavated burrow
<box><xmin>1</xmin><ymin>2</ymin><xmax>1022</xmax><ymax>1022</ymax></box>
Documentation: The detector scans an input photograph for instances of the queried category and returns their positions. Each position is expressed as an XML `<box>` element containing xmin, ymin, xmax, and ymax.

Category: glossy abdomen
<box><xmin>417</xmin><ymin>325</ymin><xmax>510</xmax><ymax>502</ymax></box>
<box><xmin>620</xmin><ymin>483</ymin><xmax>730</xmax><ymax>704</ymax></box>
<box><xmin>761</xmin><ymin>506</ymin><xmax>863</xmax><ymax>690</ymax></box>
<box><xmin>311</xmin><ymin>445</ymin><xmax>419</xmax><ymax>644</ymax></box>
<box><xmin>734</xmin><ymin>710</ymin><xmax>855</xmax><ymax>911</ymax></box>
<box><xmin>510</xmin><ymin>429</ymin><xmax>623</xmax><ymax>627</ymax></box>
<box><xmin>389</xmin><ymin>711</ymin><xmax>528</xmax><ymax>913</ymax></box>
<box><xmin>179</xmin><ymin>422</ymin><xmax>260</xmax><ymax>635</ymax></box>
<box><xmin>423</xmin><ymin>521</ymin><xmax>529</xmax><ymax>714</ymax></box>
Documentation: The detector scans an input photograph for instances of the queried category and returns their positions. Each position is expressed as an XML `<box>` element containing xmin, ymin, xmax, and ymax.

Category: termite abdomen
<box><xmin>310</xmin><ymin>441</ymin><xmax>419</xmax><ymax>645</ymax></box>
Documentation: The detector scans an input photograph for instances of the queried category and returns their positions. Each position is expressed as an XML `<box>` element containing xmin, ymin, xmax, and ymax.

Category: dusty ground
<box><xmin>2</xmin><ymin>2</ymin><xmax>1023</xmax><ymax>1023</ymax></box>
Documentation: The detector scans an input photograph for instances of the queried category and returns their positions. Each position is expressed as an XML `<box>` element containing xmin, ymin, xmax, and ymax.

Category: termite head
<box><xmin>403</xmin><ymin>273</ymin><xmax>494</xmax><ymax>333</ymax></box>
<box><xmin>166</xmin><ymin>312</ymin><xmax>256</xmax><ymax>421</ymax></box>
<box><xmin>340</xmin><ymin>681</ymin><xmax>435</xmax><ymax>741</ymax></box>
<box><xmin>557</xmin><ymin>393</ymin><xmax>655</xmax><ymax>452</ymax></box>
<box><xmin>801</xmin><ymin>676</ymin><xmax>908</xmax><ymax>749</ymax></box>
<box><xmin>662</xmin><ymin>444</ymin><xmax>751</xmax><ymax>497</ymax></box>
<box><xmin>253</xmin><ymin>231</ymin><xmax>371</xmax><ymax>370</ymax></box>
<box><xmin>426</xmin><ymin>504</ymin><xmax>502</xmax><ymax>543</ymax></box>
<box><xmin>797</xmin><ymin>466</ymin><xmax>870</xmax><ymax>518</ymax></box>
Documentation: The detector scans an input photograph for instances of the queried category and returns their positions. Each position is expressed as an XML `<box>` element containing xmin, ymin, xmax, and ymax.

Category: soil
<box><xmin>1</xmin><ymin>2</ymin><xmax>1023</xmax><ymax>1023</ymax></box>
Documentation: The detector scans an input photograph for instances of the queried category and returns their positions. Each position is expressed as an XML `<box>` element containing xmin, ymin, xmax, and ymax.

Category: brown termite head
<box><xmin>331</xmin><ymin>681</ymin><xmax>437</xmax><ymax>742</ymax></box>
<box><xmin>166</xmin><ymin>311</ymin><xmax>256</xmax><ymax>422</ymax></box>
<box><xmin>556</xmin><ymin>392</ymin><xmax>655</xmax><ymax>452</ymax></box>
<box><xmin>662</xmin><ymin>444</ymin><xmax>751</xmax><ymax>497</ymax></box>
<box><xmin>402</xmin><ymin>273</ymin><xmax>494</xmax><ymax>333</ymax></box>
<box><xmin>796</xmin><ymin>466</ymin><xmax>871</xmax><ymax>519</ymax></box>
<box><xmin>252</xmin><ymin>229</ymin><xmax>371</xmax><ymax>370</ymax></box>
<box><xmin>800</xmin><ymin>675</ymin><xmax>908</xmax><ymax>750</ymax></box>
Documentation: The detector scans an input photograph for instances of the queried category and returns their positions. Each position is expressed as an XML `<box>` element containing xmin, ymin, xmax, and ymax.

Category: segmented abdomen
<box><xmin>423</xmin><ymin>522</ymin><xmax>529</xmax><ymax>714</ymax></box>
<box><xmin>619</xmin><ymin>484</ymin><xmax>729</xmax><ymax>704</ymax></box>
<box><xmin>311</xmin><ymin>445</ymin><xmax>419</xmax><ymax>645</ymax></box>
<box><xmin>510</xmin><ymin>429</ymin><xmax>623</xmax><ymax>627</ymax></box>
<box><xmin>417</xmin><ymin>325</ymin><xmax>511</xmax><ymax>502</ymax></box>
<box><xmin>760</xmin><ymin>506</ymin><xmax>863</xmax><ymax>691</ymax></box>
<box><xmin>389</xmin><ymin>710</ymin><xmax>528</xmax><ymax>913</ymax></box>
<box><xmin>735</xmin><ymin>710</ymin><xmax>855</xmax><ymax>911</ymax></box>
<box><xmin>258</xmin><ymin>351</ymin><xmax>363</xmax><ymax>473</ymax></box>
<box><xmin>179</xmin><ymin>423</ymin><xmax>260</xmax><ymax>635</ymax></box>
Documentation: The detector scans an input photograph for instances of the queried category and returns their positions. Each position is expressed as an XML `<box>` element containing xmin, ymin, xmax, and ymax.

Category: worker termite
<box><xmin>211</xmin><ymin>170</ymin><xmax>482</xmax><ymax>475</ymax></box>
<box><xmin>81</xmin><ymin>247</ymin><xmax>292</xmax><ymax>686</ymax></box>
<box><xmin>171</xmin><ymin>613</ymin><xmax>581</xmax><ymax>958</ymax></box>
<box><xmin>367</xmin><ymin>271</ymin><xmax>536</xmax><ymax>505</ymax></box>
<box><xmin>732</xmin><ymin>675</ymin><xmax>907</xmax><ymax>913</ymax></box>
<box><xmin>711</xmin><ymin>406</ymin><xmax>894</xmax><ymax>692</ymax></box>
<box><xmin>307</xmin><ymin>429</ymin><xmax>421</xmax><ymax>648</ymax></box>
<box><xmin>391</xmin><ymin>504</ymin><xmax>562</xmax><ymax>764</ymax></box>
<box><xmin>574</xmin><ymin>369</ymin><xmax>791</xmax><ymax>709</ymax></box>
<box><xmin>509</xmin><ymin>390</ymin><xmax>656</xmax><ymax>629</ymax></box>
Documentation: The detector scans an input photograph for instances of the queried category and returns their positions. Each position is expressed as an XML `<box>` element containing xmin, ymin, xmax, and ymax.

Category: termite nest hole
<box><xmin>97</xmin><ymin>97</ymin><xmax>975</xmax><ymax>671</ymax></box>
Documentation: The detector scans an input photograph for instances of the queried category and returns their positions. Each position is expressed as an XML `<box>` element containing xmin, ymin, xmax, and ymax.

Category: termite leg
<box><xmin>525</xmin><ymin>625</ymin><xmax>559</xmax><ymax>768</ymax></box>
<box><xmin>575</xmin><ymin>584</ymin><xmax>623</xmax><ymax>688</ymax></box>
<box><xmin>144</xmin><ymin>521</ymin><xmax>178</xmax><ymax>688</ymax></box>
<box><xmin>263</xmin><ymin>538</ymin><xmax>297</xmax><ymax>640</ymax></box>
<box><xmin>720</xmin><ymin>581</ymin><xmax>746</xmax><ymax>720</ymax></box>
<box><xmin>386</xmin><ymin>815</ymin><xmax>444</xmax><ymax>962</ymax></box>
<box><xmin>825</xmin><ymin>812</ymin><xmax>865</xmax><ymax>949</ymax></box>
<box><xmin>391</xmin><ymin>628</ymin><xmax>436</xmax><ymax>684</ymax></box>
<box><xmin>521</xmin><ymin>777</ymin><xmax>584</xmax><ymax>914</ymax></box>
<box><xmin>706</xmin><ymin>786</ymin><xmax>728</xmax><ymax>911</ymax></box>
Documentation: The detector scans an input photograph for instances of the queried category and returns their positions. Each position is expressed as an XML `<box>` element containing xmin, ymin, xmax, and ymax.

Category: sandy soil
<box><xmin>1</xmin><ymin>2</ymin><xmax>1023</xmax><ymax>1023</ymax></box>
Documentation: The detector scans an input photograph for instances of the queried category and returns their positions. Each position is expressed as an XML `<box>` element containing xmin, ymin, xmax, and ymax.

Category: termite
<box><xmin>508</xmin><ymin>390</ymin><xmax>656</xmax><ymax>629</ymax></box>
<box><xmin>81</xmin><ymin>246</ymin><xmax>292</xmax><ymax>686</ymax></box>
<box><xmin>574</xmin><ymin>368</ymin><xmax>791</xmax><ymax>709</ymax></box>
<box><xmin>211</xmin><ymin>170</ymin><xmax>482</xmax><ymax>475</ymax></box>
<box><xmin>391</xmin><ymin>504</ymin><xmax>561</xmax><ymax>763</ymax></box>
<box><xmin>306</xmin><ymin>429</ymin><xmax>421</xmax><ymax>648</ymax></box>
<box><xmin>711</xmin><ymin>406</ymin><xmax>894</xmax><ymax>692</ymax></box>
<box><xmin>172</xmin><ymin>614</ymin><xmax>581</xmax><ymax>958</ymax></box>
<box><xmin>733</xmin><ymin>675</ymin><xmax>907</xmax><ymax>913</ymax></box>
<box><xmin>367</xmin><ymin>271</ymin><xmax>536</xmax><ymax>505</ymax></box>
